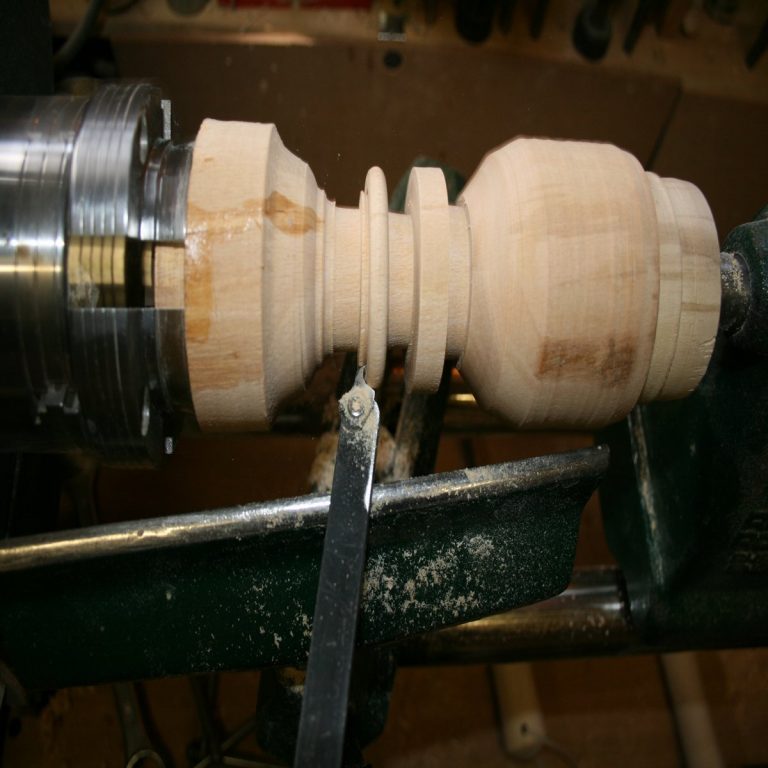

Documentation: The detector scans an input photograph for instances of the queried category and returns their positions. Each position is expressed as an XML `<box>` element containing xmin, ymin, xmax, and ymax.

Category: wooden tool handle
<box><xmin>156</xmin><ymin>120</ymin><xmax>720</xmax><ymax>431</ymax></box>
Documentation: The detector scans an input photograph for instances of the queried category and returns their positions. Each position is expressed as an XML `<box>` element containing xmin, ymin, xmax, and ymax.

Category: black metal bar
<box><xmin>191</xmin><ymin>676</ymin><xmax>223</xmax><ymax>764</ymax></box>
<box><xmin>530</xmin><ymin>0</ymin><xmax>550</xmax><ymax>39</ymax></box>
<box><xmin>113</xmin><ymin>682</ymin><xmax>167</xmax><ymax>768</ymax></box>
<box><xmin>746</xmin><ymin>12</ymin><xmax>768</xmax><ymax>69</ymax></box>
<box><xmin>294</xmin><ymin>371</ymin><xmax>379</xmax><ymax>768</ymax></box>
<box><xmin>623</xmin><ymin>0</ymin><xmax>655</xmax><ymax>54</ymax></box>
<box><xmin>389</xmin><ymin>361</ymin><xmax>453</xmax><ymax>480</ymax></box>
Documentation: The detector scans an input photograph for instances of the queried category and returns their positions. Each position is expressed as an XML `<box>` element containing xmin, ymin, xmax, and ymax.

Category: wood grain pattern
<box><xmin>184</xmin><ymin>120</ymin><xmax>271</xmax><ymax>430</ymax></box>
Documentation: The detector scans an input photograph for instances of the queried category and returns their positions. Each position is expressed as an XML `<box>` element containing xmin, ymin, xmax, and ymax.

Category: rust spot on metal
<box><xmin>537</xmin><ymin>338</ymin><xmax>634</xmax><ymax>387</ymax></box>
<box><xmin>264</xmin><ymin>191</ymin><xmax>318</xmax><ymax>235</ymax></box>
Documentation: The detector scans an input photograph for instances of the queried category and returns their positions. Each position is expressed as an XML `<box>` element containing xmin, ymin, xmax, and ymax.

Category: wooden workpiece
<box><xmin>156</xmin><ymin>119</ymin><xmax>720</xmax><ymax>431</ymax></box>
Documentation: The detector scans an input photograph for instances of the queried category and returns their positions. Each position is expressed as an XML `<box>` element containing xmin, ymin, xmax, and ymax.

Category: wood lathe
<box><xmin>1</xmin><ymin>82</ymin><xmax>767</xmax><ymax>747</ymax></box>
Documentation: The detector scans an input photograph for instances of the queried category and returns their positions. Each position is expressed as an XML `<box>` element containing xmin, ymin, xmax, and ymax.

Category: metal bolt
<box><xmin>164</xmin><ymin>436</ymin><xmax>174</xmax><ymax>455</ymax></box>
<box><xmin>348</xmin><ymin>395</ymin><xmax>365</xmax><ymax>419</ymax></box>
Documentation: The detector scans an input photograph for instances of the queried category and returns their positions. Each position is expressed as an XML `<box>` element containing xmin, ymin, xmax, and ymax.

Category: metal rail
<box><xmin>397</xmin><ymin>567</ymin><xmax>640</xmax><ymax>665</ymax></box>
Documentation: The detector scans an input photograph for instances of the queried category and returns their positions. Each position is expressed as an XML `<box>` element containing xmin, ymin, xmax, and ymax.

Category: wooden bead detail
<box><xmin>641</xmin><ymin>177</ymin><xmax>720</xmax><ymax>401</ymax></box>
<box><xmin>361</xmin><ymin>167</ymin><xmax>389</xmax><ymax>389</ymax></box>
<box><xmin>446</xmin><ymin>206</ymin><xmax>472</xmax><ymax>358</ymax></box>
<box><xmin>404</xmin><ymin>168</ymin><xmax>451</xmax><ymax>393</ymax></box>
<box><xmin>641</xmin><ymin>174</ymin><xmax>684</xmax><ymax>402</ymax></box>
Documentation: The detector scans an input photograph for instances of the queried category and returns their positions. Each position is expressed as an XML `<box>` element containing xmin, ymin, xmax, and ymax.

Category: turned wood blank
<box><xmin>156</xmin><ymin>120</ymin><xmax>720</xmax><ymax>431</ymax></box>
